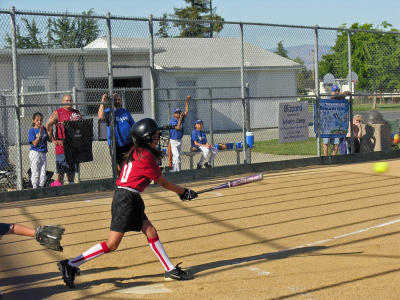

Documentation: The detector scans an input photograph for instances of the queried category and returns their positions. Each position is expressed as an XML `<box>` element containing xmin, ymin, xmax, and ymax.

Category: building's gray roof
<box><xmin>85</xmin><ymin>37</ymin><xmax>300</xmax><ymax>70</ymax></box>
<box><xmin>0</xmin><ymin>47</ymin><xmax>155</xmax><ymax>56</ymax></box>
<box><xmin>0</xmin><ymin>37</ymin><xmax>300</xmax><ymax>70</ymax></box>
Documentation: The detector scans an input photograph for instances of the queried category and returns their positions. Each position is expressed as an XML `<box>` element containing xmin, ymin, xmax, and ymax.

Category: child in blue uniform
<box><xmin>169</xmin><ymin>96</ymin><xmax>190</xmax><ymax>172</ymax></box>
<box><xmin>28</xmin><ymin>112</ymin><xmax>49</xmax><ymax>188</ymax></box>
<box><xmin>191</xmin><ymin>119</ymin><xmax>217</xmax><ymax>169</ymax></box>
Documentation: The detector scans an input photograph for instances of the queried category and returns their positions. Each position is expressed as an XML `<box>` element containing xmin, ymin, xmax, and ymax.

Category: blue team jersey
<box><xmin>191</xmin><ymin>129</ymin><xmax>207</xmax><ymax>148</ymax></box>
<box><xmin>169</xmin><ymin>117</ymin><xmax>184</xmax><ymax>140</ymax></box>
<box><xmin>28</xmin><ymin>127</ymin><xmax>48</xmax><ymax>153</ymax></box>
<box><xmin>105</xmin><ymin>108</ymin><xmax>135</xmax><ymax>147</ymax></box>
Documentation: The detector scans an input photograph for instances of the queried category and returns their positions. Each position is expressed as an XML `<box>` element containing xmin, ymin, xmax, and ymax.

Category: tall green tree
<box><xmin>5</xmin><ymin>18</ymin><xmax>44</xmax><ymax>48</ymax></box>
<box><xmin>73</xmin><ymin>9</ymin><xmax>100</xmax><ymax>48</ymax></box>
<box><xmin>275</xmin><ymin>40</ymin><xmax>288</xmax><ymax>58</ymax></box>
<box><xmin>47</xmin><ymin>14</ymin><xmax>76</xmax><ymax>48</ymax></box>
<box><xmin>172</xmin><ymin>0</ymin><xmax>224</xmax><ymax>37</ymax></box>
<box><xmin>156</xmin><ymin>13</ymin><xmax>171</xmax><ymax>38</ymax></box>
<box><xmin>48</xmin><ymin>9</ymin><xmax>99</xmax><ymax>48</ymax></box>
<box><xmin>5</xmin><ymin>9</ymin><xmax>99</xmax><ymax>49</ymax></box>
<box><xmin>319</xmin><ymin>22</ymin><xmax>400</xmax><ymax>92</ymax></box>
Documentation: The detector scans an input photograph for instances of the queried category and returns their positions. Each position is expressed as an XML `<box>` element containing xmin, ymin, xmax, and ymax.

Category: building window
<box><xmin>20</xmin><ymin>77</ymin><xmax>49</xmax><ymax>118</ymax></box>
<box><xmin>114</xmin><ymin>78</ymin><xmax>143</xmax><ymax>113</ymax></box>
<box><xmin>85</xmin><ymin>77</ymin><xmax>143</xmax><ymax>115</ymax></box>
<box><xmin>85</xmin><ymin>78</ymin><xmax>108</xmax><ymax>115</ymax></box>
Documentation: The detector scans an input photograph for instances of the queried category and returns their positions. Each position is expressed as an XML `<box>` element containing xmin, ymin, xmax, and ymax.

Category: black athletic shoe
<box><xmin>204</xmin><ymin>162</ymin><xmax>212</xmax><ymax>168</ymax></box>
<box><xmin>197</xmin><ymin>163</ymin><xmax>202</xmax><ymax>169</ymax></box>
<box><xmin>164</xmin><ymin>263</ymin><xmax>193</xmax><ymax>281</ymax></box>
<box><xmin>58</xmin><ymin>259</ymin><xmax>80</xmax><ymax>288</ymax></box>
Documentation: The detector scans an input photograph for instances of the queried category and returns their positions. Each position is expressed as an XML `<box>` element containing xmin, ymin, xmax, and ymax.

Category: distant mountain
<box><xmin>270</xmin><ymin>44</ymin><xmax>332</xmax><ymax>69</ymax></box>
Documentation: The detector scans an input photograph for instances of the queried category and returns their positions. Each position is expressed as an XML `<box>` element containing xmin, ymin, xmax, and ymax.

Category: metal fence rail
<box><xmin>0</xmin><ymin>7</ymin><xmax>399</xmax><ymax>191</ymax></box>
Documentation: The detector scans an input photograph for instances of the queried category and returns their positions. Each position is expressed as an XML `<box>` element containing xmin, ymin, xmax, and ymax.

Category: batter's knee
<box><xmin>144</xmin><ymin>225</ymin><xmax>158</xmax><ymax>239</ymax></box>
<box><xmin>106</xmin><ymin>241</ymin><xmax>119</xmax><ymax>252</ymax></box>
<box><xmin>150</xmin><ymin>226</ymin><xmax>157</xmax><ymax>237</ymax></box>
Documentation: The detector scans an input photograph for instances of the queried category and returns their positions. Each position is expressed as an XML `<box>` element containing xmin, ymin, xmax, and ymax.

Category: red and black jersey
<box><xmin>116</xmin><ymin>148</ymin><xmax>161</xmax><ymax>192</ymax></box>
<box><xmin>55</xmin><ymin>108</ymin><xmax>82</xmax><ymax>155</ymax></box>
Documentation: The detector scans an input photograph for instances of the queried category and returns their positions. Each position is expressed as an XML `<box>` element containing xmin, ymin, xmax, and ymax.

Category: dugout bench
<box><xmin>182</xmin><ymin>148</ymin><xmax>249</xmax><ymax>170</ymax></box>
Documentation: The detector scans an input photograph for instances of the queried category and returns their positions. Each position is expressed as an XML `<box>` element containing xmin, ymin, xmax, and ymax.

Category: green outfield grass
<box><xmin>253</xmin><ymin>138</ymin><xmax>321</xmax><ymax>156</ymax></box>
<box><xmin>308</xmin><ymin>103</ymin><xmax>400</xmax><ymax>112</ymax></box>
<box><xmin>353</xmin><ymin>103</ymin><xmax>400</xmax><ymax>111</ymax></box>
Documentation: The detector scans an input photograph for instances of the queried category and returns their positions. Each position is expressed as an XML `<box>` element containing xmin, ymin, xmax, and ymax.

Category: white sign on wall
<box><xmin>278</xmin><ymin>102</ymin><xmax>309</xmax><ymax>143</ymax></box>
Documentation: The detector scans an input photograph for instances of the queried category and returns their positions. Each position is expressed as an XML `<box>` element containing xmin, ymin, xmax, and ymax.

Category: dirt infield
<box><xmin>1</xmin><ymin>159</ymin><xmax>400</xmax><ymax>300</ymax></box>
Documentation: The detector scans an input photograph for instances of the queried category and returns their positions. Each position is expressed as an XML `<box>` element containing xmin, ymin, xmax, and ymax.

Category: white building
<box><xmin>0</xmin><ymin>38</ymin><xmax>300</xmax><ymax>144</ymax></box>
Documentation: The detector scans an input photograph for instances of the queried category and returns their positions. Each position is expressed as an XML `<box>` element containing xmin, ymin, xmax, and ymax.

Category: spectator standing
<box><xmin>346</xmin><ymin>115</ymin><xmax>362</xmax><ymax>154</ymax></box>
<box><xmin>169</xmin><ymin>96</ymin><xmax>189</xmax><ymax>172</ymax></box>
<box><xmin>323</xmin><ymin>85</ymin><xmax>350</xmax><ymax>156</ymax></box>
<box><xmin>98</xmin><ymin>93</ymin><xmax>135</xmax><ymax>174</ymax></box>
<box><xmin>46</xmin><ymin>94</ymin><xmax>82</xmax><ymax>186</ymax></box>
<box><xmin>28</xmin><ymin>112</ymin><xmax>49</xmax><ymax>188</ymax></box>
<box><xmin>191</xmin><ymin>119</ymin><xmax>217</xmax><ymax>169</ymax></box>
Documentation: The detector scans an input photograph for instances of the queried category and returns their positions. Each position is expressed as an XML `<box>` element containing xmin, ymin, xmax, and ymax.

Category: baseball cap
<box><xmin>194</xmin><ymin>119</ymin><xmax>203</xmax><ymax>125</ymax></box>
<box><xmin>173</xmin><ymin>108</ymin><xmax>182</xmax><ymax>114</ymax></box>
<box><xmin>331</xmin><ymin>85</ymin><xmax>340</xmax><ymax>92</ymax></box>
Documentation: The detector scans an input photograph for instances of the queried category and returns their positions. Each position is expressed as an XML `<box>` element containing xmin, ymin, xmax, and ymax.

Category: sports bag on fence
<box><xmin>63</xmin><ymin>119</ymin><xmax>94</xmax><ymax>164</ymax></box>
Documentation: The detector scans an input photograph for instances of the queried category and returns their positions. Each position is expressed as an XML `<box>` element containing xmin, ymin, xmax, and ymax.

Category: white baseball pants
<box><xmin>198</xmin><ymin>146</ymin><xmax>217</xmax><ymax>166</ymax></box>
<box><xmin>170</xmin><ymin>139</ymin><xmax>182</xmax><ymax>172</ymax></box>
<box><xmin>29</xmin><ymin>150</ymin><xmax>47</xmax><ymax>188</ymax></box>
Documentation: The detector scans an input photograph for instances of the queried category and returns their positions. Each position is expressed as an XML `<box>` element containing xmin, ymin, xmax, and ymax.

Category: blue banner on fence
<box><xmin>314</xmin><ymin>99</ymin><xmax>349</xmax><ymax>138</ymax></box>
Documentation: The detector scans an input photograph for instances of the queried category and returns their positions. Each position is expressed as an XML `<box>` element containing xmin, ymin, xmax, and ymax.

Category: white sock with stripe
<box><xmin>68</xmin><ymin>242</ymin><xmax>109</xmax><ymax>267</ymax></box>
<box><xmin>148</xmin><ymin>236</ymin><xmax>175</xmax><ymax>271</ymax></box>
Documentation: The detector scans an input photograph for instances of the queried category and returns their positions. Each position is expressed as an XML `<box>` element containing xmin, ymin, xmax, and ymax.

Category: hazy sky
<box><xmin>1</xmin><ymin>0</ymin><xmax>399</xmax><ymax>29</ymax></box>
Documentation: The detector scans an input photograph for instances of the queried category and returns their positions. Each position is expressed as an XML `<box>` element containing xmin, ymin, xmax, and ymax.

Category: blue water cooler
<box><xmin>246</xmin><ymin>132</ymin><xmax>254</xmax><ymax>148</ymax></box>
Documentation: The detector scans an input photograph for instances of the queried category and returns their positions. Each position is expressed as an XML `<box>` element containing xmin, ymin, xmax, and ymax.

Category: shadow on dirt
<box><xmin>190</xmin><ymin>245</ymin><xmax>326</xmax><ymax>276</ymax></box>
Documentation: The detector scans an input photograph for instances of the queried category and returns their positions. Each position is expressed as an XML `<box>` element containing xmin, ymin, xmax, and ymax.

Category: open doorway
<box><xmin>85</xmin><ymin>77</ymin><xmax>143</xmax><ymax>115</ymax></box>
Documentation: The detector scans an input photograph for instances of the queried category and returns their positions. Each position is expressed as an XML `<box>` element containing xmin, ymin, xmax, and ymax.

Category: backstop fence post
<box><xmin>208</xmin><ymin>88</ymin><xmax>214</xmax><ymax>146</ymax></box>
<box><xmin>314</xmin><ymin>26</ymin><xmax>321</xmax><ymax>157</ymax></box>
<box><xmin>240</xmin><ymin>22</ymin><xmax>248</xmax><ymax>164</ymax></box>
<box><xmin>72</xmin><ymin>86</ymin><xmax>77</xmax><ymax>109</ymax></box>
<box><xmin>348</xmin><ymin>30</ymin><xmax>354</xmax><ymax>154</ymax></box>
<box><xmin>10</xmin><ymin>6</ymin><xmax>23</xmax><ymax>190</ymax></box>
<box><xmin>106</xmin><ymin>11</ymin><xmax>118</xmax><ymax>181</ymax></box>
<box><xmin>72</xmin><ymin>86</ymin><xmax>80</xmax><ymax>183</ymax></box>
<box><xmin>149</xmin><ymin>14</ymin><xmax>156</xmax><ymax>121</ymax></box>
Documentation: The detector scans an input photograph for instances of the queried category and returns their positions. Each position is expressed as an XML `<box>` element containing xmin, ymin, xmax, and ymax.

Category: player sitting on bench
<box><xmin>191</xmin><ymin>119</ymin><xmax>217</xmax><ymax>169</ymax></box>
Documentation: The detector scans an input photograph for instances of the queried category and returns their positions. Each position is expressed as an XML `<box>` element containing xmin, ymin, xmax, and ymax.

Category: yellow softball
<box><xmin>373</xmin><ymin>162</ymin><xmax>389</xmax><ymax>173</ymax></box>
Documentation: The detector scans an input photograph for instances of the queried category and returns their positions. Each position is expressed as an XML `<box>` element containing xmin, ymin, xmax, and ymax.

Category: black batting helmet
<box><xmin>130</xmin><ymin>118</ymin><xmax>160</xmax><ymax>145</ymax></box>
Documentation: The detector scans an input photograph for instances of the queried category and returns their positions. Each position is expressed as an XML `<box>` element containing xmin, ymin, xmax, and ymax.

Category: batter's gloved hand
<box><xmin>35</xmin><ymin>225</ymin><xmax>65</xmax><ymax>251</ymax></box>
<box><xmin>179</xmin><ymin>188</ymin><xmax>198</xmax><ymax>201</ymax></box>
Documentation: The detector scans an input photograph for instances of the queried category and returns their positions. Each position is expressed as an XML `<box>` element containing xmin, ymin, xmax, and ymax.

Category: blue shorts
<box><xmin>323</xmin><ymin>138</ymin><xmax>340</xmax><ymax>145</ymax></box>
<box><xmin>56</xmin><ymin>154</ymin><xmax>77</xmax><ymax>174</ymax></box>
<box><xmin>0</xmin><ymin>223</ymin><xmax>11</xmax><ymax>236</ymax></box>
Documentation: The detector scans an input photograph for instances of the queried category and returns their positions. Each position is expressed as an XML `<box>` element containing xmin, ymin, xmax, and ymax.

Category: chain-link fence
<box><xmin>1</xmin><ymin>7</ymin><xmax>400</xmax><ymax>191</ymax></box>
